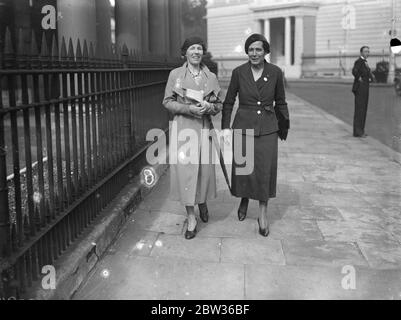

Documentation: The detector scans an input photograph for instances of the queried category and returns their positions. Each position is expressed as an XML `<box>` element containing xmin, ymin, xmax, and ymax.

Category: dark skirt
<box><xmin>231</xmin><ymin>132</ymin><xmax>278</xmax><ymax>201</ymax></box>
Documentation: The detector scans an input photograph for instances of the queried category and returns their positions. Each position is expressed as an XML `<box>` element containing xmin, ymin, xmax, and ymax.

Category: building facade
<box><xmin>0</xmin><ymin>0</ymin><xmax>183</xmax><ymax>57</ymax></box>
<box><xmin>207</xmin><ymin>0</ymin><xmax>400</xmax><ymax>78</ymax></box>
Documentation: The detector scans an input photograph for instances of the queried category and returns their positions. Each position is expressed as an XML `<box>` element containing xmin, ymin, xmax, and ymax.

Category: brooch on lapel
<box><xmin>263</xmin><ymin>75</ymin><xmax>270</xmax><ymax>83</ymax></box>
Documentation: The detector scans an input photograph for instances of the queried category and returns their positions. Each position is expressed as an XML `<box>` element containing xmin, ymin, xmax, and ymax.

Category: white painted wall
<box><xmin>208</xmin><ymin>0</ymin><xmax>399</xmax><ymax>57</ymax></box>
<box><xmin>315</xmin><ymin>0</ymin><xmax>396</xmax><ymax>56</ymax></box>
<box><xmin>207</xmin><ymin>4</ymin><xmax>253</xmax><ymax>59</ymax></box>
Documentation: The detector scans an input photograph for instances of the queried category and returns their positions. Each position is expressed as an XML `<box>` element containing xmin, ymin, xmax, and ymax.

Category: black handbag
<box><xmin>275</xmin><ymin>106</ymin><xmax>290</xmax><ymax>141</ymax></box>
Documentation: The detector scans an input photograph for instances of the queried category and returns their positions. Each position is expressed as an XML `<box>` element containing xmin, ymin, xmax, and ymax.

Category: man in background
<box><xmin>352</xmin><ymin>46</ymin><xmax>375</xmax><ymax>138</ymax></box>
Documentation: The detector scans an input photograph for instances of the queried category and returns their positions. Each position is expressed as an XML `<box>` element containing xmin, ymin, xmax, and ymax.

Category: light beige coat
<box><xmin>163</xmin><ymin>63</ymin><xmax>223</xmax><ymax>206</ymax></box>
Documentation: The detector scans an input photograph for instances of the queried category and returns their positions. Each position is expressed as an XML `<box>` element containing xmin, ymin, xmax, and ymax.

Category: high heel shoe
<box><xmin>257</xmin><ymin>219</ymin><xmax>270</xmax><ymax>237</ymax></box>
<box><xmin>238</xmin><ymin>198</ymin><xmax>249</xmax><ymax>221</ymax></box>
<box><xmin>185</xmin><ymin>218</ymin><xmax>198</xmax><ymax>240</ymax></box>
<box><xmin>198</xmin><ymin>204</ymin><xmax>209</xmax><ymax>223</ymax></box>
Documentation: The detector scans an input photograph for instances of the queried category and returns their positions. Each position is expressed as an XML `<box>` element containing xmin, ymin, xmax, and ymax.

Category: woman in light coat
<box><xmin>163</xmin><ymin>37</ymin><xmax>223</xmax><ymax>240</ymax></box>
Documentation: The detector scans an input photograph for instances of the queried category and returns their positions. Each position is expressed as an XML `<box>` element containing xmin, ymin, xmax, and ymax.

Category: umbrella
<box><xmin>206</xmin><ymin>115</ymin><xmax>232</xmax><ymax>194</ymax></box>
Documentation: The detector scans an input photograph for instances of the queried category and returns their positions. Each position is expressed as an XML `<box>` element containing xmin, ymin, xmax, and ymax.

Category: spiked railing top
<box><xmin>3</xmin><ymin>27</ymin><xmax>15</xmax><ymax>68</ymax></box>
<box><xmin>121</xmin><ymin>44</ymin><xmax>129</xmax><ymax>66</ymax></box>
<box><xmin>75</xmin><ymin>39</ymin><xmax>83</xmax><ymax>68</ymax></box>
<box><xmin>51</xmin><ymin>34</ymin><xmax>59</xmax><ymax>68</ymax></box>
<box><xmin>1</xmin><ymin>26</ymin><xmax>182</xmax><ymax>71</ymax></box>
<box><xmin>67</xmin><ymin>38</ymin><xmax>75</xmax><ymax>65</ymax></box>
<box><xmin>16</xmin><ymin>29</ymin><xmax>28</xmax><ymax>69</ymax></box>
<box><xmin>89</xmin><ymin>42</ymin><xmax>95</xmax><ymax>67</ymax></box>
<box><xmin>39</xmin><ymin>33</ymin><xmax>50</xmax><ymax>68</ymax></box>
<box><xmin>82</xmin><ymin>40</ymin><xmax>89</xmax><ymax>68</ymax></box>
<box><xmin>60</xmin><ymin>37</ymin><xmax>68</xmax><ymax>67</ymax></box>
<box><xmin>29</xmin><ymin>30</ymin><xmax>40</xmax><ymax>68</ymax></box>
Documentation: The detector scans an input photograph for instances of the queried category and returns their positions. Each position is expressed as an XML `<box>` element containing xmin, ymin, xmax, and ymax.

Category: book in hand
<box><xmin>185</xmin><ymin>89</ymin><xmax>204</xmax><ymax>118</ymax></box>
<box><xmin>185</xmin><ymin>88</ymin><xmax>204</xmax><ymax>103</ymax></box>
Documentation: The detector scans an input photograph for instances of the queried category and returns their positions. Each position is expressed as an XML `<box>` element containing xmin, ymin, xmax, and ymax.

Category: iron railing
<box><xmin>0</xmin><ymin>27</ymin><xmax>180</xmax><ymax>298</ymax></box>
<box><xmin>302</xmin><ymin>52</ymin><xmax>397</xmax><ymax>78</ymax></box>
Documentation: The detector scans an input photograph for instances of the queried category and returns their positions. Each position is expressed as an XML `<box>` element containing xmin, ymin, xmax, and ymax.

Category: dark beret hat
<box><xmin>245</xmin><ymin>34</ymin><xmax>270</xmax><ymax>54</ymax></box>
<box><xmin>181</xmin><ymin>37</ymin><xmax>207</xmax><ymax>56</ymax></box>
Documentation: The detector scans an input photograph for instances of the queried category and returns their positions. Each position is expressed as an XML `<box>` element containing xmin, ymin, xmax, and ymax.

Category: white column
<box><xmin>294</xmin><ymin>16</ymin><xmax>304</xmax><ymax>66</ymax></box>
<box><xmin>253</xmin><ymin>19</ymin><xmax>262</xmax><ymax>34</ymax></box>
<box><xmin>264</xmin><ymin>19</ymin><xmax>270</xmax><ymax>41</ymax></box>
<box><xmin>148</xmin><ymin>0</ymin><xmax>170</xmax><ymax>54</ymax></box>
<box><xmin>57</xmin><ymin>0</ymin><xmax>97</xmax><ymax>48</ymax></box>
<box><xmin>264</xmin><ymin>19</ymin><xmax>271</xmax><ymax>62</ymax></box>
<box><xmin>96</xmin><ymin>0</ymin><xmax>112</xmax><ymax>45</ymax></box>
<box><xmin>285</xmin><ymin>16</ymin><xmax>292</xmax><ymax>66</ymax></box>
<box><xmin>115</xmin><ymin>0</ymin><xmax>142</xmax><ymax>50</ymax></box>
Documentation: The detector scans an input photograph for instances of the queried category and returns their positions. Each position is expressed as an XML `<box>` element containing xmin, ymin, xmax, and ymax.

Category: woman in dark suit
<box><xmin>222</xmin><ymin>34</ymin><xmax>290</xmax><ymax>237</ymax></box>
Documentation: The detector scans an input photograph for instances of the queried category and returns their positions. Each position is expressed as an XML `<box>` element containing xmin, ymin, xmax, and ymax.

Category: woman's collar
<box><xmin>183</xmin><ymin>61</ymin><xmax>210</xmax><ymax>78</ymax></box>
<box><xmin>248</xmin><ymin>59</ymin><xmax>268</xmax><ymax>68</ymax></box>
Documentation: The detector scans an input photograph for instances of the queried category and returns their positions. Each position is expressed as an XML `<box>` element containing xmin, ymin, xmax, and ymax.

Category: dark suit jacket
<box><xmin>222</xmin><ymin>61</ymin><xmax>289</xmax><ymax>136</ymax></box>
<box><xmin>352</xmin><ymin>57</ymin><xmax>374</xmax><ymax>93</ymax></box>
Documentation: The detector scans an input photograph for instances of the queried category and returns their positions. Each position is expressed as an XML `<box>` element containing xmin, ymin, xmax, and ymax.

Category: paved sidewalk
<box><xmin>73</xmin><ymin>93</ymin><xmax>401</xmax><ymax>300</ymax></box>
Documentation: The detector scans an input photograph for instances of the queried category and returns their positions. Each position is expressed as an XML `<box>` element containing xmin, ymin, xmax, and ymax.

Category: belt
<box><xmin>239</xmin><ymin>104</ymin><xmax>275</xmax><ymax>112</ymax></box>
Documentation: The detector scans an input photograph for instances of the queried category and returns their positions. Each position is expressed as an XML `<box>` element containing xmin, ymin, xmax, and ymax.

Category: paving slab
<box><xmin>353</xmin><ymin>183</ymin><xmax>401</xmax><ymax>195</ymax></box>
<box><xmin>196</xmin><ymin>215</ymin><xmax>259</xmax><ymax>239</ymax></box>
<box><xmin>316</xmin><ymin>220</ymin><xmax>398</xmax><ymax>244</ymax></box>
<box><xmin>74</xmin><ymin>256</ymin><xmax>245</xmax><ymax>300</ymax></box>
<box><xmin>269</xmin><ymin>219</ymin><xmax>324</xmax><ymax>241</ymax></box>
<box><xmin>108</xmin><ymin>227</ymin><xmax>160</xmax><ymax>258</ymax></box>
<box><xmin>245</xmin><ymin>264</ymin><xmax>401</xmax><ymax>300</ymax></box>
<box><xmin>220</xmin><ymin>238</ymin><xmax>285</xmax><ymax>266</ymax></box>
<box><xmin>130</xmin><ymin>209</ymin><xmax>187</xmax><ymax>235</ymax></box>
<box><xmin>149</xmin><ymin>234</ymin><xmax>221</xmax><ymax>263</ymax></box>
<box><xmin>361</xmin><ymin>193</ymin><xmax>401</xmax><ymax>208</ymax></box>
<box><xmin>279</xmin><ymin>205</ymin><xmax>344</xmax><ymax>221</ymax></box>
<box><xmin>337</xmin><ymin>206</ymin><xmax>390</xmax><ymax>229</ymax></box>
<box><xmin>282</xmin><ymin>239</ymin><xmax>368</xmax><ymax>268</ymax></box>
<box><xmin>314</xmin><ymin>182</ymin><xmax>359</xmax><ymax>194</ymax></box>
<box><xmin>357</xmin><ymin>241</ymin><xmax>401</xmax><ymax>269</ymax></box>
<box><xmin>309</xmin><ymin>193</ymin><xmax>372</xmax><ymax>208</ymax></box>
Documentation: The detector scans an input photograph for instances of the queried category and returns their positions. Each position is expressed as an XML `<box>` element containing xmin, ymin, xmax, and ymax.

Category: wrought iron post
<box><xmin>0</xmin><ymin>28</ymin><xmax>12</xmax><ymax>257</ymax></box>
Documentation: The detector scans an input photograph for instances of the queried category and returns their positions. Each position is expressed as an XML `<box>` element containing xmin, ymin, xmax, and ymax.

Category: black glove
<box><xmin>278</xmin><ymin>129</ymin><xmax>288</xmax><ymax>141</ymax></box>
<box><xmin>278</xmin><ymin>119</ymin><xmax>290</xmax><ymax>141</ymax></box>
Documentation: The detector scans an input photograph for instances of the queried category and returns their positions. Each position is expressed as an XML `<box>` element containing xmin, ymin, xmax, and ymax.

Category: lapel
<box><xmin>245</xmin><ymin>61</ymin><xmax>271</xmax><ymax>98</ymax></box>
<box><xmin>259</xmin><ymin>61</ymin><xmax>272</xmax><ymax>94</ymax></box>
<box><xmin>364</xmin><ymin>59</ymin><xmax>371</xmax><ymax>72</ymax></box>
<box><xmin>181</xmin><ymin>63</ymin><xmax>200</xmax><ymax>91</ymax></box>
<box><xmin>359</xmin><ymin>57</ymin><xmax>370</xmax><ymax>72</ymax></box>
<box><xmin>201</xmin><ymin>65</ymin><xmax>221</xmax><ymax>98</ymax></box>
<box><xmin>245</xmin><ymin>62</ymin><xmax>261</xmax><ymax>98</ymax></box>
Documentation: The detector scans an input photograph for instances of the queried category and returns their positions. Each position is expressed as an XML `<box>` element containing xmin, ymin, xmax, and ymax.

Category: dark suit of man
<box><xmin>352</xmin><ymin>57</ymin><xmax>374</xmax><ymax>137</ymax></box>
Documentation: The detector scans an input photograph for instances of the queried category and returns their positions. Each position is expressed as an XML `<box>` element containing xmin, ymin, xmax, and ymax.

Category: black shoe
<box><xmin>238</xmin><ymin>198</ymin><xmax>249</xmax><ymax>221</ymax></box>
<box><xmin>257</xmin><ymin>219</ymin><xmax>270</xmax><ymax>237</ymax></box>
<box><xmin>354</xmin><ymin>133</ymin><xmax>368</xmax><ymax>138</ymax></box>
<box><xmin>199</xmin><ymin>204</ymin><xmax>209</xmax><ymax>223</ymax></box>
<box><xmin>185</xmin><ymin>218</ymin><xmax>198</xmax><ymax>240</ymax></box>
